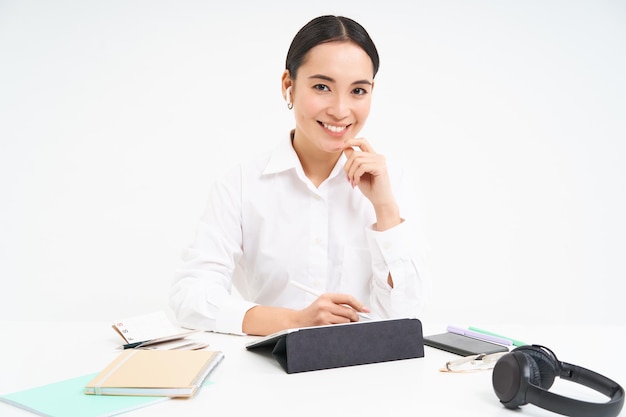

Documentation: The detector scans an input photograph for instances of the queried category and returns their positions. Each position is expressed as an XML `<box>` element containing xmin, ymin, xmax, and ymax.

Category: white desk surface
<box><xmin>0</xmin><ymin>321</ymin><xmax>623</xmax><ymax>417</ymax></box>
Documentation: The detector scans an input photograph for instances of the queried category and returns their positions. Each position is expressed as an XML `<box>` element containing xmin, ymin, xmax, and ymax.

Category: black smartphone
<box><xmin>424</xmin><ymin>332</ymin><xmax>509</xmax><ymax>356</ymax></box>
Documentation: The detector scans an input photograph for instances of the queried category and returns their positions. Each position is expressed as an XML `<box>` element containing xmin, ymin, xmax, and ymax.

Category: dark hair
<box><xmin>285</xmin><ymin>15</ymin><xmax>380</xmax><ymax>80</ymax></box>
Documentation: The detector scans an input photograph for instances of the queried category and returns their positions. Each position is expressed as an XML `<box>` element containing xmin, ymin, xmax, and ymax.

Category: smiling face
<box><xmin>284</xmin><ymin>41</ymin><xmax>374</xmax><ymax>156</ymax></box>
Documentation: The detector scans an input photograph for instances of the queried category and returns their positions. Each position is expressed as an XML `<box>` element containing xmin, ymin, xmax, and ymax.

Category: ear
<box><xmin>281</xmin><ymin>70</ymin><xmax>292</xmax><ymax>100</ymax></box>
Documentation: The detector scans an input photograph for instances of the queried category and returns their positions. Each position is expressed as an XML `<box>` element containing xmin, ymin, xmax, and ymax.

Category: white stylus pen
<box><xmin>289</xmin><ymin>280</ymin><xmax>372</xmax><ymax>320</ymax></box>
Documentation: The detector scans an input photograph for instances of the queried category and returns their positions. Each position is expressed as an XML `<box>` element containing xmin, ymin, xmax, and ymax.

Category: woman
<box><xmin>170</xmin><ymin>15</ymin><xmax>430</xmax><ymax>336</ymax></box>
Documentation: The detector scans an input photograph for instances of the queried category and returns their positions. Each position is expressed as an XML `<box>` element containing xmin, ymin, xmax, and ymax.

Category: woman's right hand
<box><xmin>296</xmin><ymin>293</ymin><xmax>370</xmax><ymax>327</ymax></box>
<box><xmin>242</xmin><ymin>294</ymin><xmax>370</xmax><ymax>336</ymax></box>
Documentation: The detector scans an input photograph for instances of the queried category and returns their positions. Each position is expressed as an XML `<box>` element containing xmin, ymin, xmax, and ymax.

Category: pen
<box><xmin>446</xmin><ymin>325</ymin><xmax>512</xmax><ymax>346</ymax></box>
<box><xmin>289</xmin><ymin>280</ymin><xmax>372</xmax><ymax>320</ymax></box>
<box><xmin>468</xmin><ymin>326</ymin><xmax>527</xmax><ymax>347</ymax></box>
<box><xmin>121</xmin><ymin>340</ymin><xmax>150</xmax><ymax>349</ymax></box>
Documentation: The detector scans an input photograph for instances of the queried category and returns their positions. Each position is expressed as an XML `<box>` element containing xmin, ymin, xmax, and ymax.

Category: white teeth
<box><xmin>322</xmin><ymin>123</ymin><xmax>346</xmax><ymax>133</ymax></box>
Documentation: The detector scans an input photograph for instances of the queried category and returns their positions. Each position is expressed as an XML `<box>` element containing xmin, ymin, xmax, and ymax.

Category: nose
<box><xmin>327</xmin><ymin>94</ymin><xmax>350</xmax><ymax>120</ymax></box>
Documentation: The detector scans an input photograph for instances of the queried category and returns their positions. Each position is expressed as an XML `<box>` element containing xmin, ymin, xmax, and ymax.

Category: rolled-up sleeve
<box><xmin>169</xmin><ymin>168</ymin><xmax>256</xmax><ymax>335</ymax></box>
<box><xmin>366</xmin><ymin>218</ymin><xmax>431</xmax><ymax>319</ymax></box>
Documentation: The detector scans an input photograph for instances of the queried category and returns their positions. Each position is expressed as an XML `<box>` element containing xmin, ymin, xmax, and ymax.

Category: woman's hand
<box><xmin>343</xmin><ymin>138</ymin><xmax>395</xmax><ymax>206</ymax></box>
<box><xmin>242</xmin><ymin>294</ymin><xmax>370</xmax><ymax>336</ymax></box>
<box><xmin>296</xmin><ymin>293</ymin><xmax>370</xmax><ymax>327</ymax></box>
<box><xmin>343</xmin><ymin>138</ymin><xmax>402</xmax><ymax>232</ymax></box>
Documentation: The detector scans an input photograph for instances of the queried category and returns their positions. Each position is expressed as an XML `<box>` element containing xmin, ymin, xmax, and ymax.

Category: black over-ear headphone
<box><xmin>492</xmin><ymin>345</ymin><xmax>624</xmax><ymax>417</ymax></box>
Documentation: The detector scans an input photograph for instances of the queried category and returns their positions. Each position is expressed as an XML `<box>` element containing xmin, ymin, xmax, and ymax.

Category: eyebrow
<box><xmin>308</xmin><ymin>74</ymin><xmax>372</xmax><ymax>86</ymax></box>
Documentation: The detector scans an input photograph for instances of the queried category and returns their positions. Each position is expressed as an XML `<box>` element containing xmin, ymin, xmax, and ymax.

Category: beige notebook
<box><xmin>85</xmin><ymin>349</ymin><xmax>224</xmax><ymax>398</ymax></box>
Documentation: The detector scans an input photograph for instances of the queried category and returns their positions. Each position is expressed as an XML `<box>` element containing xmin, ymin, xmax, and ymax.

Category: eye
<box><xmin>352</xmin><ymin>87</ymin><xmax>368</xmax><ymax>95</ymax></box>
<box><xmin>313</xmin><ymin>84</ymin><xmax>330</xmax><ymax>92</ymax></box>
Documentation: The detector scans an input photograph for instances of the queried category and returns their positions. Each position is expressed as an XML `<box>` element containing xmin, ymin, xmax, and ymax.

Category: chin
<box><xmin>323</xmin><ymin>141</ymin><xmax>347</xmax><ymax>154</ymax></box>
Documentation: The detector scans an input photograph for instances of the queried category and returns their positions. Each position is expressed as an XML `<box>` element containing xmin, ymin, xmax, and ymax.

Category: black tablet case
<box><xmin>246</xmin><ymin>318</ymin><xmax>424</xmax><ymax>374</ymax></box>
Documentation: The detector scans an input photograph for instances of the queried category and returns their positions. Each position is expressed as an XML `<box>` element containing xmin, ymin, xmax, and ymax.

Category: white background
<box><xmin>1</xmin><ymin>0</ymin><xmax>624</xmax><ymax>327</ymax></box>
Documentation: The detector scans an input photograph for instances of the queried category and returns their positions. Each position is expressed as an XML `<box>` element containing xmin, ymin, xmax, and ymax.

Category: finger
<box><xmin>343</xmin><ymin>148</ymin><xmax>369</xmax><ymax>176</ymax></box>
<box><xmin>324</xmin><ymin>303</ymin><xmax>358</xmax><ymax>323</ymax></box>
<box><xmin>332</xmin><ymin>315</ymin><xmax>353</xmax><ymax>324</ymax></box>
<box><xmin>345</xmin><ymin>137</ymin><xmax>374</xmax><ymax>153</ymax></box>
<box><xmin>342</xmin><ymin>145</ymin><xmax>355</xmax><ymax>159</ymax></box>
<box><xmin>342</xmin><ymin>146</ymin><xmax>358</xmax><ymax>186</ymax></box>
<box><xmin>328</xmin><ymin>293</ymin><xmax>369</xmax><ymax>314</ymax></box>
<box><xmin>346</xmin><ymin>156</ymin><xmax>374</xmax><ymax>186</ymax></box>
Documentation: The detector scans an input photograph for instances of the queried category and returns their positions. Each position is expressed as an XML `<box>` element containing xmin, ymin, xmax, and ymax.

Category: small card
<box><xmin>112</xmin><ymin>311</ymin><xmax>203</xmax><ymax>349</ymax></box>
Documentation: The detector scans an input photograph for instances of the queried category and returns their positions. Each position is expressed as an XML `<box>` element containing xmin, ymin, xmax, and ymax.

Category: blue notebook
<box><xmin>0</xmin><ymin>373</ymin><xmax>168</xmax><ymax>417</ymax></box>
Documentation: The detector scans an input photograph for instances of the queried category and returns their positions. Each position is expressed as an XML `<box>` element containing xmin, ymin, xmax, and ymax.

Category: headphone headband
<box><xmin>526</xmin><ymin>362</ymin><xmax>624</xmax><ymax>417</ymax></box>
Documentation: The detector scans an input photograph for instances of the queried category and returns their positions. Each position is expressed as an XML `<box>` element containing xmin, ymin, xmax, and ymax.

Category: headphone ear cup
<box><xmin>493</xmin><ymin>352</ymin><xmax>527</xmax><ymax>408</ymax></box>
<box><xmin>515</xmin><ymin>346</ymin><xmax>559</xmax><ymax>390</ymax></box>
<box><xmin>492</xmin><ymin>349</ymin><xmax>551</xmax><ymax>408</ymax></box>
<box><xmin>523</xmin><ymin>352</ymin><xmax>543</xmax><ymax>387</ymax></box>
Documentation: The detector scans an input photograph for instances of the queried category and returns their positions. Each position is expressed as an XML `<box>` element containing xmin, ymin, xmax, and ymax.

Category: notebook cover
<box><xmin>85</xmin><ymin>349</ymin><xmax>224</xmax><ymax>397</ymax></box>
<box><xmin>248</xmin><ymin>318</ymin><xmax>424</xmax><ymax>374</ymax></box>
<box><xmin>0</xmin><ymin>373</ymin><xmax>167</xmax><ymax>417</ymax></box>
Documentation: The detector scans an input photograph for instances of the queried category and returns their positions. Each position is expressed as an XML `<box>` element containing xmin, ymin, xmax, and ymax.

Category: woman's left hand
<box><xmin>342</xmin><ymin>138</ymin><xmax>395</xmax><ymax>207</ymax></box>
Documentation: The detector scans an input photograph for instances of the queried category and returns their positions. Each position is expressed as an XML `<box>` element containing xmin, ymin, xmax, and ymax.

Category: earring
<box><xmin>285</xmin><ymin>86</ymin><xmax>293</xmax><ymax>110</ymax></box>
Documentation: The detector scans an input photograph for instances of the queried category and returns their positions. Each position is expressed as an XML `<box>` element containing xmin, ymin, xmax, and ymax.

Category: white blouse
<box><xmin>169</xmin><ymin>134</ymin><xmax>430</xmax><ymax>335</ymax></box>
